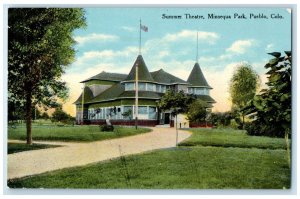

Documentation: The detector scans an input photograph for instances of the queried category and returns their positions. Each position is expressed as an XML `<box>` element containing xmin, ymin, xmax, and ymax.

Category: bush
<box><xmin>244</xmin><ymin>122</ymin><xmax>285</xmax><ymax>138</ymax></box>
<box><xmin>229</xmin><ymin>119</ymin><xmax>239</xmax><ymax>129</ymax></box>
<box><xmin>100</xmin><ymin>124</ymin><xmax>114</xmax><ymax>132</ymax></box>
<box><xmin>186</xmin><ymin>99</ymin><xmax>207</xmax><ymax>123</ymax></box>
<box><xmin>209</xmin><ymin>112</ymin><xmax>233</xmax><ymax>127</ymax></box>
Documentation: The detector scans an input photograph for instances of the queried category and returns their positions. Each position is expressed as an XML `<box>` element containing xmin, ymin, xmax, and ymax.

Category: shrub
<box><xmin>100</xmin><ymin>124</ymin><xmax>114</xmax><ymax>132</ymax></box>
<box><xmin>229</xmin><ymin>119</ymin><xmax>239</xmax><ymax>129</ymax></box>
<box><xmin>244</xmin><ymin>122</ymin><xmax>285</xmax><ymax>138</ymax></box>
<box><xmin>209</xmin><ymin>112</ymin><xmax>233</xmax><ymax>127</ymax></box>
<box><xmin>186</xmin><ymin>99</ymin><xmax>207</xmax><ymax>123</ymax></box>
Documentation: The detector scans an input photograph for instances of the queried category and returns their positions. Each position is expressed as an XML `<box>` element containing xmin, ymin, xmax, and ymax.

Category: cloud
<box><xmin>157</xmin><ymin>50</ymin><xmax>170</xmax><ymax>58</ymax></box>
<box><xmin>142</xmin><ymin>30</ymin><xmax>219</xmax><ymax>62</ymax></box>
<box><xmin>74</xmin><ymin>33</ymin><xmax>119</xmax><ymax>44</ymax></box>
<box><xmin>72</xmin><ymin>46</ymin><xmax>139</xmax><ymax>70</ymax></box>
<box><xmin>265</xmin><ymin>43</ymin><xmax>274</xmax><ymax>51</ymax></box>
<box><xmin>226</xmin><ymin>39</ymin><xmax>255</xmax><ymax>54</ymax></box>
<box><xmin>61</xmin><ymin>62</ymin><xmax>134</xmax><ymax>116</ymax></box>
<box><xmin>163</xmin><ymin>30</ymin><xmax>220</xmax><ymax>44</ymax></box>
<box><xmin>121</xmin><ymin>26</ymin><xmax>135</xmax><ymax>32</ymax></box>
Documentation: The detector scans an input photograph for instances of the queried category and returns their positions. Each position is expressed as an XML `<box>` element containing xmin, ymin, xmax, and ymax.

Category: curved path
<box><xmin>7</xmin><ymin>127</ymin><xmax>191</xmax><ymax>180</ymax></box>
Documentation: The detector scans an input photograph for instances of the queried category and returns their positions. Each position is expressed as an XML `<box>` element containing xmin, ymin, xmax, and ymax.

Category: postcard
<box><xmin>6</xmin><ymin>6</ymin><xmax>293</xmax><ymax>193</ymax></box>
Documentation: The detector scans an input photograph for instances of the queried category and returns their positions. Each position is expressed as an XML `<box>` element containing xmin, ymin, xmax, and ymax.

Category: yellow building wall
<box><xmin>174</xmin><ymin>114</ymin><xmax>189</xmax><ymax>128</ymax></box>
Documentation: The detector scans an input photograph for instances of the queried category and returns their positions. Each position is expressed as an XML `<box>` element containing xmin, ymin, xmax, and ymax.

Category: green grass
<box><xmin>7</xmin><ymin>146</ymin><xmax>290</xmax><ymax>189</ymax></box>
<box><xmin>8</xmin><ymin>125</ymin><xmax>151</xmax><ymax>142</ymax></box>
<box><xmin>179</xmin><ymin>128</ymin><xmax>287</xmax><ymax>150</ymax></box>
<box><xmin>8</xmin><ymin>143</ymin><xmax>59</xmax><ymax>154</ymax></box>
<box><xmin>7</xmin><ymin>128</ymin><xmax>290</xmax><ymax>189</ymax></box>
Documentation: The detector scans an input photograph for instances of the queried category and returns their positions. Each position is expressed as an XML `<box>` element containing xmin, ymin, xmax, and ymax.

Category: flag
<box><xmin>140</xmin><ymin>24</ymin><xmax>148</xmax><ymax>32</ymax></box>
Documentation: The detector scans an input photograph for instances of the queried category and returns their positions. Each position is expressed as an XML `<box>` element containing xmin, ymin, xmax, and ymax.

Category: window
<box><xmin>138</xmin><ymin>106</ymin><xmax>148</xmax><ymax>114</ymax></box>
<box><xmin>147</xmin><ymin>83</ymin><xmax>155</xmax><ymax>91</ymax></box>
<box><xmin>106</xmin><ymin>108</ymin><xmax>111</xmax><ymax>118</ymax></box>
<box><xmin>161</xmin><ymin>85</ymin><xmax>166</xmax><ymax>93</ymax></box>
<box><xmin>148</xmin><ymin>106</ymin><xmax>157</xmax><ymax>120</ymax></box>
<box><xmin>125</xmin><ymin>83</ymin><xmax>134</xmax><ymax>91</ymax></box>
<box><xmin>103</xmin><ymin>108</ymin><xmax>106</xmax><ymax>119</ymax></box>
<box><xmin>156</xmin><ymin>85</ymin><xmax>161</xmax><ymax>92</ymax></box>
<box><xmin>115</xmin><ymin>106</ymin><xmax>122</xmax><ymax>119</ymax></box>
<box><xmin>205</xmin><ymin>88</ymin><xmax>210</xmax><ymax>95</ymax></box>
<box><xmin>154</xmin><ymin>84</ymin><xmax>170</xmax><ymax>93</ymax></box>
<box><xmin>98</xmin><ymin>108</ymin><xmax>102</xmax><ymax>119</ymax></box>
<box><xmin>138</xmin><ymin>83</ymin><xmax>146</xmax><ymax>91</ymax></box>
<box><xmin>123</xmin><ymin>106</ymin><xmax>133</xmax><ymax>119</ymax></box>
<box><xmin>195</xmin><ymin>88</ymin><xmax>202</xmax><ymax>95</ymax></box>
<box><xmin>191</xmin><ymin>88</ymin><xmax>210</xmax><ymax>95</ymax></box>
<box><xmin>88</xmin><ymin>109</ymin><xmax>93</xmax><ymax>120</ymax></box>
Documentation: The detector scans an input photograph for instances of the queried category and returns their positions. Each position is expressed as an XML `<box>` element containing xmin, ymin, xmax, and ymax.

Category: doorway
<box><xmin>164</xmin><ymin>113</ymin><xmax>170</xmax><ymax>124</ymax></box>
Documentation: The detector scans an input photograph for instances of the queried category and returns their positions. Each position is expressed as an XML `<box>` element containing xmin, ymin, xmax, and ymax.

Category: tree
<box><xmin>8</xmin><ymin>8</ymin><xmax>86</xmax><ymax>144</ymax></box>
<box><xmin>209</xmin><ymin>111</ymin><xmax>233</xmax><ymax>127</ymax></box>
<box><xmin>51</xmin><ymin>108</ymin><xmax>71</xmax><ymax>123</ymax></box>
<box><xmin>244</xmin><ymin>51</ymin><xmax>291</xmax><ymax>167</ymax></box>
<box><xmin>245</xmin><ymin>52</ymin><xmax>291</xmax><ymax>137</ymax></box>
<box><xmin>229</xmin><ymin>63</ymin><xmax>260</xmax><ymax>129</ymax></box>
<box><xmin>158</xmin><ymin>89</ymin><xmax>195</xmax><ymax>146</ymax></box>
<box><xmin>8</xmin><ymin>100</ymin><xmax>25</xmax><ymax>123</ymax></box>
<box><xmin>158</xmin><ymin>90</ymin><xmax>195</xmax><ymax>115</ymax></box>
<box><xmin>186</xmin><ymin>99</ymin><xmax>208</xmax><ymax>123</ymax></box>
<box><xmin>41</xmin><ymin>112</ymin><xmax>50</xmax><ymax>120</ymax></box>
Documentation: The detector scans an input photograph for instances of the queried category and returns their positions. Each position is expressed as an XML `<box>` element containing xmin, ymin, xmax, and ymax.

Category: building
<box><xmin>74</xmin><ymin>55</ymin><xmax>215</xmax><ymax>126</ymax></box>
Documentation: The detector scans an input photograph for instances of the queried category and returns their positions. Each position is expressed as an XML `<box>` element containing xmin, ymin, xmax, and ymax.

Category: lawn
<box><xmin>8</xmin><ymin>143</ymin><xmax>59</xmax><ymax>154</ymax></box>
<box><xmin>7</xmin><ymin>128</ymin><xmax>290</xmax><ymax>189</ymax></box>
<box><xmin>8</xmin><ymin>125</ymin><xmax>151</xmax><ymax>142</ymax></box>
<box><xmin>179</xmin><ymin>128</ymin><xmax>287</xmax><ymax>150</ymax></box>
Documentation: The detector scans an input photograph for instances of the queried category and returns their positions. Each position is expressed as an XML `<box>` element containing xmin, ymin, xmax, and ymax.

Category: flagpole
<box><xmin>196</xmin><ymin>31</ymin><xmax>198</xmax><ymax>62</ymax></box>
<box><xmin>139</xmin><ymin>19</ymin><xmax>141</xmax><ymax>55</ymax></box>
<box><xmin>135</xmin><ymin>63</ymin><xmax>138</xmax><ymax>129</ymax></box>
<box><xmin>81</xmin><ymin>84</ymin><xmax>85</xmax><ymax>125</ymax></box>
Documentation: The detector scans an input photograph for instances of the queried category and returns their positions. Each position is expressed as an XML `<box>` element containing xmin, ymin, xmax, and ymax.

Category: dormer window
<box><xmin>147</xmin><ymin>83</ymin><xmax>156</xmax><ymax>92</ymax></box>
<box><xmin>125</xmin><ymin>83</ymin><xmax>135</xmax><ymax>91</ymax></box>
<box><xmin>138</xmin><ymin>82</ymin><xmax>146</xmax><ymax>90</ymax></box>
<box><xmin>188</xmin><ymin>87</ymin><xmax>209</xmax><ymax>95</ymax></box>
<box><xmin>125</xmin><ymin>82</ymin><xmax>157</xmax><ymax>92</ymax></box>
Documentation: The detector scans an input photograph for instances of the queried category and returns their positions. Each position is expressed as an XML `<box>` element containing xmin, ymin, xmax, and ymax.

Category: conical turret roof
<box><xmin>187</xmin><ymin>62</ymin><xmax>212</xmax><ymax>88</ymax></box>
<box><xmin>124</xmin><ymin>55</ymin><xmax>154</xmax><ymax>82</ymax></box>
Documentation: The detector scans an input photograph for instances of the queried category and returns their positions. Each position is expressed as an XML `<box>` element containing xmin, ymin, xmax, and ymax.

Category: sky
<box><xmin>61</xmin><ymin>7</ymin><xmax>292</xmax><ymax>116</ymax></box>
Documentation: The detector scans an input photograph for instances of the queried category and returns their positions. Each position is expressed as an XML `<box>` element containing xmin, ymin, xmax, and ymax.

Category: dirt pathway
<box><xmin>7</xmin><ymin>127</ymin><xmax>191</xmax><ymax>180</ymax></box>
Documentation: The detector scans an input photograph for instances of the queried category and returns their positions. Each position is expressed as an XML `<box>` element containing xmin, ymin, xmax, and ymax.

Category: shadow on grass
<box><xmin>8</xmin><ymin>143</ymin><xmax>61</xmax><ymax>154</ymax></box>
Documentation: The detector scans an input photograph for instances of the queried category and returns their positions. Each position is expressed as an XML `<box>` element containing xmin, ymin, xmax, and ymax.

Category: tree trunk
<box><xmin>285</xmin><ymin>130</ymin><xmax>291</xmax><ymax>169</ymax></box>
<box><xmin>25</xmin><ymin>92</ymin><xmax>33</xmax><ymax>145</ymax></box>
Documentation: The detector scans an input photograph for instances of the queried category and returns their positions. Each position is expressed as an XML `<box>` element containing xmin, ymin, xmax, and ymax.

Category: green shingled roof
<box><xmin>81</xmin><ymin>71</ymin><xmax>127</xmax><ymax>83</ymax></box>
<box><xmin>151</xmin><ymin>69</ymin><xmax>188</xmax><ymax>84</ymax></box>
<box><xmin>187</xmin><ymin>63</ymin><xmax>212</xmax><ymax>88</ymax></box>
<box><xmin>197</xmin><ymin>95</ymin><xmax>216</xmax><ymax>103</ymax></box>
<box><xmin>75</xmin><ymin>57</ymin><xmax>215</xmax><ymax>106</ymax></box>
<box><xmin>124</xmin><ymin>55</ymin><xmax>155</xmax><ymax>82</ymax></box>
<box><xmin>88</xmin><ymin>83</ymin><xmax>125</xmax><ymax>103</ymax></box>
<box><xmin>74</xmin><ymin>86</ymin><xmax>94</xmax><ymax>104</ymax></box>
<box><xmin>83</xmin><ymin>84</ymin><xmax>162</xmax><ymax>104</ymax></box>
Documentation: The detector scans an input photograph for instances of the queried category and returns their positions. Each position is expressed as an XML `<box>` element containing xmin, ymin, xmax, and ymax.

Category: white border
<box><xmin>1</xmin><ymin>1</ymin><xmax>299</xmax><ymax>198</ymax></box>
